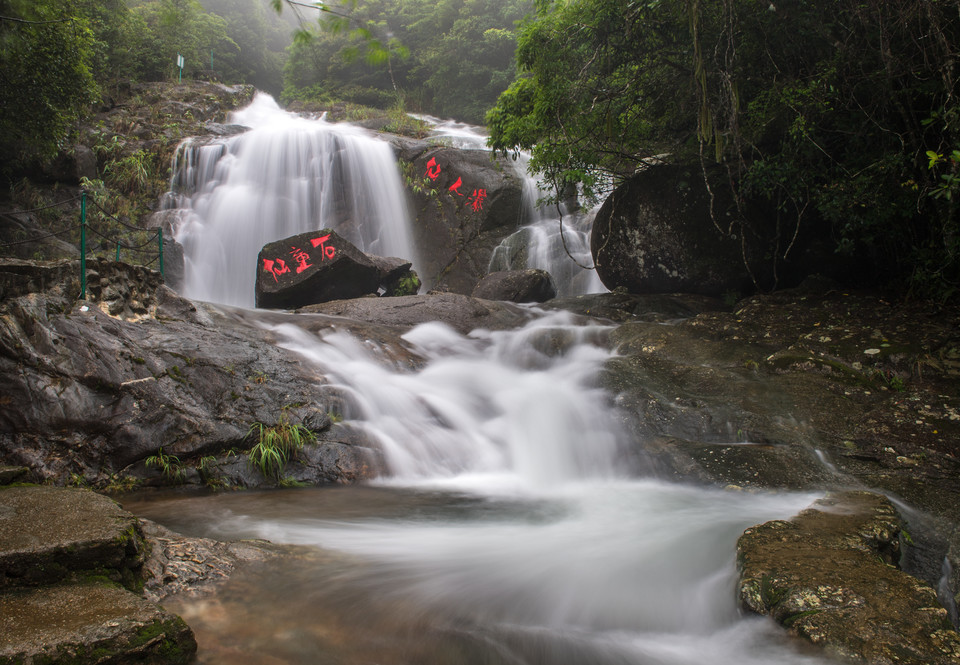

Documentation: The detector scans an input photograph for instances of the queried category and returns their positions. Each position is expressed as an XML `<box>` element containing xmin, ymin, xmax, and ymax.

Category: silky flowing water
<box><xmin>129</xmin><ymin>98</ymin><xmax>838</xmax><ymax>664</ymax></box>
<box><xmin>167</xmin><ymin>94</ymin><xmax>419</xmax><ymax>307</ymax></box>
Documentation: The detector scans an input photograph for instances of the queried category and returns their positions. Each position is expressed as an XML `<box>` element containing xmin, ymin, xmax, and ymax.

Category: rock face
<box><xmin>0</xmin><ymin>258</ymin><xmax>377</xmax><ymax>488</ymax></box>
<box><xmin>590</xmin><ymin>163</ymin><xmax>847</xmax><ymax>296</ymax></box>
<box><xmin>0</xmin><ymin>486</ymin><xmax>197</xmax><ymax>665</ymax></box>
<box><xmin>471</xmin><ymin>269</ymin><xmax>557</xmax><ymax>303</ymax></box>
<box><xmin>391</xmin><ymin>138</ymin><xmax>525</xmax><ymax>294</ymax></box>
<box><xmin>255</xmin><ymin>229</ymin><xmax>420</xmax><ymax>309</ymax></box>
<box><xmin>300</xmin><ymin>292</ymin><xmax>532</xmax><ymax>335</ymax></box>
<box><xmin>737</xmin><ymin>491</ymin><xmax>960</xmax><ymax>664</ymax></box>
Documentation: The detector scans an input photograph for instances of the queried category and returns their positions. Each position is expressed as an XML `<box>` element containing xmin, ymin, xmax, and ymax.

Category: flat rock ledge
<box><xmin>737</xmin><ymin>491</ymin><xmax>960</xmax><ymax>664</ymax></box>
<box><xmin>0</xmin><ymin>583</ymin><xmax>195</xmax><ymax>665</ymax></box>
<box><xmin>0</xmin><ymin>486</ymin><xmax>197</xmax><ymax>665</ymax></box>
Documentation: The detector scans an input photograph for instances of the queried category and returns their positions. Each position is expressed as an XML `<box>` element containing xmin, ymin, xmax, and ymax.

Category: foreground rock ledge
<box><xmin>737</xmin><ymin>491</ymin><xmax>960</xmax><ymax>664</ymax></box>
<box><xmin>0</xmin><ymin>583</ymin><xmax>195</xmax><ymax>665</ymax></box>
<box><xmin>0</xmin><ymin>486</ymin><xmax>144</xmax><ymax>590</ymax></box>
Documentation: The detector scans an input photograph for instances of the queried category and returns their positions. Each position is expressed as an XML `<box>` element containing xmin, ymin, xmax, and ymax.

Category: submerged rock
<box><xmin>472</xmin><ymin>269</ymin><xmax>557</xmax><ymax>303</ymax></box>
<box><xmin>737</xmin><ymin>491</ymin><xmax>960</xmax><ymax>664</ymax></box>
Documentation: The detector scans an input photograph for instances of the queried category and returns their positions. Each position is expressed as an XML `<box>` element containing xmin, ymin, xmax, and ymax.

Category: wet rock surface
<box><xmin>737</xmin><ymin>491</ymin><xmax>960</xmax><ymax>664</ymax></box>
<box><xmin>391</xmin><ymin>138</ymin><xmax>525</xmax><ymax>294</ymax></box>
<box><xmin>0</xmin><ymin>258</ymin><xmax>378</xmax><ymax>488</ymax></box>
<box><xmin>472</xmin><ymin>268</ymin><xmax>558</xmax><ymax>303</ymax></box>
<box><xmin>0</xmin><ymin>583</ymin><xmax>196</xmax><ymax>665</ymax></box>
<box><xmin>0</xmin><ymin>486</ymin><xmax>144</xmax><ymax>590</ymax></box>
<box><xmin>0</xmin><ymin>486</ymin><xmax>198</xmax><ymax>665</ymax></box>
<box><xmin>299</xmin><ymin>291</ymin><xmax>533</xmax><ymax>334</ymax></box>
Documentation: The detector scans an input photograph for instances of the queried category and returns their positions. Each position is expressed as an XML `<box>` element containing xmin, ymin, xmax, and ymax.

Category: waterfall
<box><xmin>415</xmin><ymin>115</ymin><xmax>607</xmax><ymax>296</ymax></box>
<box><xmin>488</xmin><ymin>152</ymin><xmax>607</xmax><ymax>297</ymax></box>
<box><xmin>264</xmin><ymin>310</ymin><xmax>622</xmax><ymax>489</ymax></box>
<box><xmin>128</xmin><ymin>103</ymin><xmax>833</xmax><ymax>665</ymax></box>
<box><xmin>165</xmin><ymin>93</ymin><xmax>418</xmax><ymax>307</ymax></box>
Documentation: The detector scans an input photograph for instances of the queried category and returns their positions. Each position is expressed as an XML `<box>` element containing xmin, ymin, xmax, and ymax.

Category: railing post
<box><xmin>158</xmin><ymin>228</ymin><xmax>165</xmax><ymax>279</ymax></box>
<box><xmin>116</xmin><ymin>241</ymin><xmax>120</xmax><ymax>262</ymax></box>
<box><xmin>80</xmin><ymin>191</ymin><xmax>87</xmax><ymax>299</ymax></box>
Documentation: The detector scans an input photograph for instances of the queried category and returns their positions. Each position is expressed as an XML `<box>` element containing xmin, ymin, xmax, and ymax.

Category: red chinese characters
<box><xmin>448</xmin><ymin>176</ymin><xmax>464</xmax><ymax>196</ymax></box>
<box><xmin>262</xmin><ymin>257</ymin><xmax>291</xmax><ymax>282</ymax></box>
<box><xmin>310</xmin><ymin>234</ymin><xmax>336</xmax><ymax>259</ymax></box>
<box><xmin>424</xmin><ymin>157</ymin><xmax>441</xmax><ymax>180</ymax></box>
<box><xmin>468</xmin><ymin>188</ymin><xmax>486</xmax><ymax>211</ymax></box>
<box><xmin>263</xmin><ymin>234</ymin><xmax>337</xmax><ymax>283</ymax></box>
<box><xmin>289</xmin><ymin>246</ymin><xmax>313</xmax><ymax>274</ymax></box>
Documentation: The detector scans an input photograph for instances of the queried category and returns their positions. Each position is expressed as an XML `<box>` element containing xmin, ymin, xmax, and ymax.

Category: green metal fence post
<box><xmin>80</xmin><ymin>191</ymin><xmax>87</xmax><ymax>299</ymax></box>
<box><xmin>116</xmin><ymin>241</ymin><xmax>120</xmax><ymax>262</ymax></box>
<box><xmin>158</xmin><ymin>228</ymin><xmax>165</xmax><ymax>280</ymax></box>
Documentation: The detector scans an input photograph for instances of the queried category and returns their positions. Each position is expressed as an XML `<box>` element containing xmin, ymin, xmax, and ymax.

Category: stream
<box><xmin>125</xmin><ymin>96</ymin><xmax>838</xmax><ymax>664</ymax></box>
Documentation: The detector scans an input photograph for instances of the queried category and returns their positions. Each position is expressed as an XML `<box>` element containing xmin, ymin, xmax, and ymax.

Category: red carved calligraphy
<box><xmin>424</xmin><ymin>157</ymin><xmax>441</xmax><ymax>180</ymax></box>
<box><xmin>468</xmin><ymin>188</ymin><xmax>487</xmax><ymax>212</ymax></box>
<box><xmin>448</xmin><ymin>176</ymin><xmax>464</xmax><ymax>196</ymax></box>
<box><xmin>262</xmin><ymin>257</ymin><xmax>291</xmax><ymax>282</ymax></box>
<box><xmin>310</xmin><ymin>234</ymin><xmax>336</xmax><ymax>260</ymax></box>
<box><xmin>289</xmin><ymin>246</ymin><xmax>313</xmax><ymax>273</ymax></box>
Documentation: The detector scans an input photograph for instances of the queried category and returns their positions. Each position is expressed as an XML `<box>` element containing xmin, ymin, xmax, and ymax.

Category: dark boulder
<box><xmin>472</xmin><ymin>269</ymin><xmax>557</xmax><ymax>303</ymax></box>
<box><xmin>255</xmin><ymin>229</ymin><xmax>421</xmax><ymax>309</ymax></box>
<box><xmin>590</xmin><ymin>162</ymin><xmax>849</xmax><ymax>297</ymax></box>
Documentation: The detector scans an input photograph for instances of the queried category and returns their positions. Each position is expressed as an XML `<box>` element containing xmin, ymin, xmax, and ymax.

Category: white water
<box><xmin>415</xmin><ymin>115</ymin><xmax>607</xmax><ymax>296</ymax></box>
<box><xmin>166</xmin><ymin>94</ymin><xmax>418</xmax><ymax>307</ymax></box>
<box><xmin>127</xmin><ymin>309</ymin><xmax>832</xmax><ymax>665</ymax></box>
<box><xmin>133</xmin><ymin>101</ymin><xmax>836</xmax><ymax>664</ymax></box>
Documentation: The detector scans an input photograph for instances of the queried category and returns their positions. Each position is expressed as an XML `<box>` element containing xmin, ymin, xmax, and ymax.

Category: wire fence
<box><xmin>0</xmin><ymin>190</ymin><xmax>165</xmax><ymax>298</ymax></box>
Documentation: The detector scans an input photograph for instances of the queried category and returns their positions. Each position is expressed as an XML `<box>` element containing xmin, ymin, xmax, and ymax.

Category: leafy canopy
<box><xmin>488</xmin><ymin>0</ymin><xmax>960</xmax><ymax>297</ymax></box>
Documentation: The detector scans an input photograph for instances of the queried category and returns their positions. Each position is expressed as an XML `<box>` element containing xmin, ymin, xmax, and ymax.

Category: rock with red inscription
<box><xmin>255</xmin><ymin>229</ymin><xmax>381</xmax><ymax>309</ymax></box>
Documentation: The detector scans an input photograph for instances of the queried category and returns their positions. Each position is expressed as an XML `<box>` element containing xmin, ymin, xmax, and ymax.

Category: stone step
<box><xmin>0</xmin><ymin>486</ymin><xmax>145</xmax><ymax>590</ymax></box>
<box><xmin>0</xmin><ymin>582</ymin><xmax>196</xmax><ymax>665</ymax></box>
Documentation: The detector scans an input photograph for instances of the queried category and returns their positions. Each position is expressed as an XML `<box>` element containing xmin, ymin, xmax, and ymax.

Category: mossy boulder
<box><xmin>737</xmin><ymin>491</ymin><xmax>960</xmax><ymax>664</ymax></box>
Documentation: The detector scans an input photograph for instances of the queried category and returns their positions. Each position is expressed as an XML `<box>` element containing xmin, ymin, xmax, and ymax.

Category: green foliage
<box><xmin>246</xmin><ymin>410</ymin><xmax>316</xmax><ymax>479</ymax></box>
<box><xmin>488</xmin><ymin>0</ymin><xmax>960</xmax><ymax>298</ymax></box>
<box><xmin>145</xmin><ymin>447</ymin><xmax>185</xmax><ymax>483</ymax></box>
<box><xmin>0</xmin><ymin>0</ymin><xmax>99</xmax><ymax>171</ymax></box>
<box><xmin>279</xmin><ymin>0</ymin><xmax>533</xmax><ymax>124</ymax></box>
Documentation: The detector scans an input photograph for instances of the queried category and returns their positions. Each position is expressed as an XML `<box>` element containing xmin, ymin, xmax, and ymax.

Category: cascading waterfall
<box><xmin>415</xmin><ymin>115</ymin><xmax>606</xmax><ymax>296</ymax></box>
<box><xmin>126</xmin><ymin>308</ymin><xmax>830</xmax><ymax>665</ymax></box>
<box><xmin>487</xmin><ymin>151</ymin><xmax>607</xmax><ymax>297</ymax></box>
<box><xmin>125</xmin><ymin>99</ymin><xmax>835</xmax><ymax>664</ymax></box>
<box><xmin>165</xmin><ymin>93</ymin><xmax>419</xmax><ymax>307</ymax></box>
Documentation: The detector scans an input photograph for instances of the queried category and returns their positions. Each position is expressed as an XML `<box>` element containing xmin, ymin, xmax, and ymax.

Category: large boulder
<box><xmin>590</xmin><ymin>163</ymin><xmax>847</xmax><ymax>297</ymax></box>
<box><xmin>391</xmin><ymin>138</ymin><xmax>525</xmax><ymax>294</ymax></box>
<box><xmin>255</xmin><ymin>229</ymin><xmax>420</xmax><ymax>309</ymax></box>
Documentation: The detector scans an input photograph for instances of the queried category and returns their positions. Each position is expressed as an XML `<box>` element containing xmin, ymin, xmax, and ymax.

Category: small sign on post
<box><xmin>176</xmin><ymin>53</ymin><xmax>184</xmax><ymax>82</ymax></box>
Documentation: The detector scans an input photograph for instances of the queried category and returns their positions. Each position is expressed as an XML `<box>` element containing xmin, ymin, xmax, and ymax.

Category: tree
<box><xmin>0</xmin><ymin>0</ymin><xmax>99</xmax><ymax>171</ymax></box>
<box><xmin>488</xmin><ymin>0</ymin><xmax>960</xmax><ymax>297</ymax></box>
<box><xmin>278</xmin><ymin>0</ymin><xmax>532</xmax><ymax>124</ymax></box>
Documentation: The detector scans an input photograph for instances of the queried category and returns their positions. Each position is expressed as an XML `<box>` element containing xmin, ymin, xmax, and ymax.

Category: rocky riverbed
<box><xmin>1</xmin><ymin>258</ymin><xmax>959</xmax><ymax>663</ymax></box>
